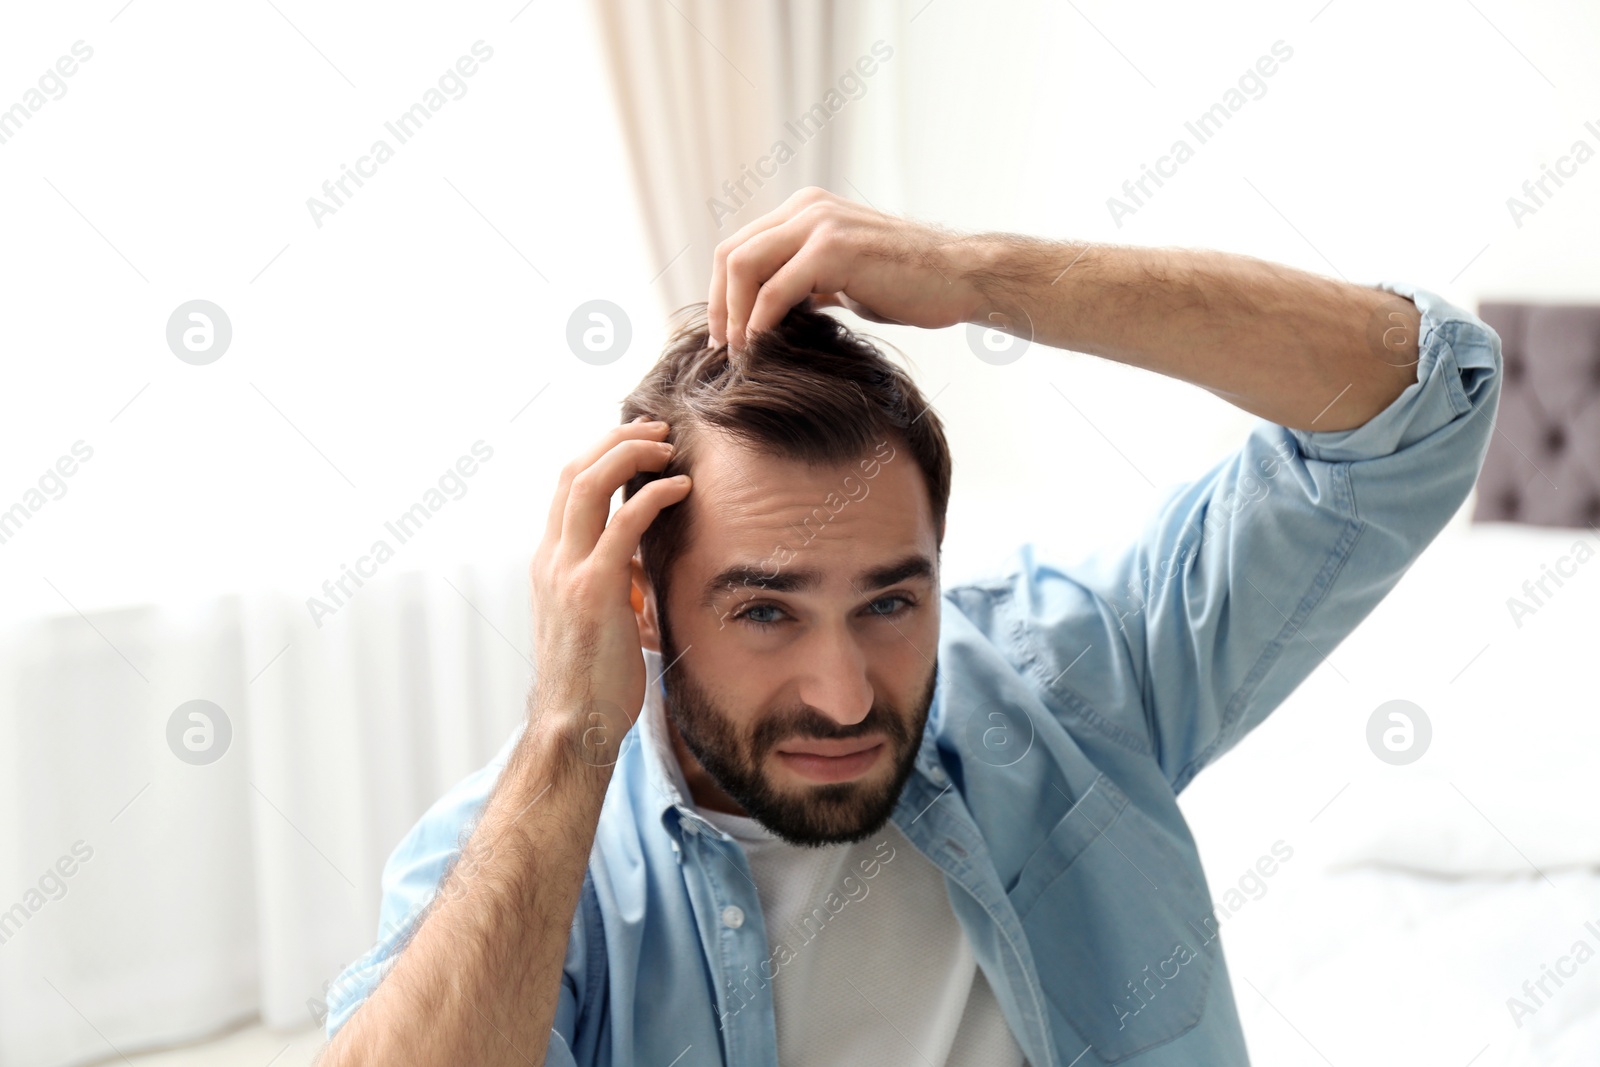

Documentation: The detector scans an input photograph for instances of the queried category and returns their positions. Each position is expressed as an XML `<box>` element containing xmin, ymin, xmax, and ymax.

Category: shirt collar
<box><xmin>636</xmin><ymin>647</ymin><xmax>705</xmax><ymax>837</ymax></box>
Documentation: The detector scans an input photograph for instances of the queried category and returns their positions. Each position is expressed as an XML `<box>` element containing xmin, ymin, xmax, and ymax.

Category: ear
<box><xmin>631</xmin><ymin>551</ymin><xmax>661</xmax><ymax>653</ymax></box>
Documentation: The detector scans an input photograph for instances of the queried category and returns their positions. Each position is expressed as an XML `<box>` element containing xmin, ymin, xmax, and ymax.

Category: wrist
<box><xmin>951</xmin><ymin>233</ymin><xmax>1001</xmax><ymax>327</ymax></box>
<box><xmin>525</xmin><ymin>684</ymin><xmax>633</xmax><ymax>782</ymax></box>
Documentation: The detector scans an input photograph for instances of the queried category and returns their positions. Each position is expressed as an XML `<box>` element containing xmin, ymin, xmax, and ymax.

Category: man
<box><xmin>318</xmin><ymin>188</ymin><xmax>1501</xmax><ymax>1065</ymax></box>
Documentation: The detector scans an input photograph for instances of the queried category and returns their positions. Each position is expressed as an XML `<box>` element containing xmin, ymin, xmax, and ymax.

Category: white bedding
<box><xmin>1179</xmin><ymin>515</ymin><xmax>1600</xmax><ymax>1065</ymax></box>
<box><xmin>1226</xmin><ymin>867</ymin><xmax>1600</xmax><ymax>1066</ymax></box>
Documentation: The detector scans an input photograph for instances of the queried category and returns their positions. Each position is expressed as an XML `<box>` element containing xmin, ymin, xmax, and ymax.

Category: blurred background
<box><xmin>1</xmin><ymin>0</ymin><xmax>1597</xmax><ymax>1064</ymax></box>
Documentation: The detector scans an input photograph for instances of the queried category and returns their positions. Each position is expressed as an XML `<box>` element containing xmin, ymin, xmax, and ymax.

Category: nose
<box><xmin>795</xmin><ymin>624</ymin><xmax>875</xmax><ymax>727</ymax></box>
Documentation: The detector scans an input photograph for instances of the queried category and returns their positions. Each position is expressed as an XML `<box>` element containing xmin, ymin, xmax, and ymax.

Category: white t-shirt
<box><xmin>698</xmin><ymin>806</ymin><xmax>1029</xmax><ymax>1067</ymax></box>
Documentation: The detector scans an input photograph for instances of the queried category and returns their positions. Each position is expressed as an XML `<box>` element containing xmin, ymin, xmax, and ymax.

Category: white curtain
<box><xmin>0</xmin><ymin>561</ymin><xmax>533</xmax><ymax>1065</ymax></box>
<box><xmin>591</xmin><ymin>0</ymin><xmax>905</xmax><ymax>313</ymax></box>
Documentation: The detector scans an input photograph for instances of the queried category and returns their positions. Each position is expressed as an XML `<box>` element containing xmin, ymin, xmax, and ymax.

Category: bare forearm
<box><xmin>315</xmin><ymin>409</ymin><xmax>684</xmax><ymax>1062</ymax></box>
<box><xmin>320</xmin><ymin>702</ymin><xmax>609</xmax><ymax>1067</ymax></box>
<box><xmin>962</xmin><ymin>237</ymin><xmax>1421</xmax><ymax>432</ymax></box>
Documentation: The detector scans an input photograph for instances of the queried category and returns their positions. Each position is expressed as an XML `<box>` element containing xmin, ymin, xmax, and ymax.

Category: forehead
<box><xmin>678</xmin><ymin>429</ymin><xmax>936</xmax><ymax>596</ymax></box>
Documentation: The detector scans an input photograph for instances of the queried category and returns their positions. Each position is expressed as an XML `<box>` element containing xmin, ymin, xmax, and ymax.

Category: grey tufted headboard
<box><xmin>1471</xmin><ymin>300</ymin><xmax>1600</xmax><ymax>529</ymax></box>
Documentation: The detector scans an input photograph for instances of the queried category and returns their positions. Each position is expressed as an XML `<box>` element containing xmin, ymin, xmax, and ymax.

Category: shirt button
<box><xmin>927</xmin><ymin>764</ymin><xmax>947</xmax><ymax>784</ymax></box>
<box><xmin>721</xmin><ymin>905</ymin><xmax>745</xmax><ymax>929</ymax></box>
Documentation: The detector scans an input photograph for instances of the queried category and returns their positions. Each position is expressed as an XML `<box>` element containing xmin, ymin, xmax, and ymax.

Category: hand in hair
<box><xmin>529</xmin><ymin>417</ymin><xmax>690</xmax><ymax>731</ymax></box>
<box><xmin>711</xmin><ymin>186</ymin><xmax>1423</xmax><ymax>432</ymax></box>
<box><xmin>319</xmin><ymin>418</ymin><xmax>689</xmax><ymax>1066</ymax></box>
<box><xmin>708</xmin><ymin>186</ymin><xmax>984</xmax><ymax>355</ymax></box>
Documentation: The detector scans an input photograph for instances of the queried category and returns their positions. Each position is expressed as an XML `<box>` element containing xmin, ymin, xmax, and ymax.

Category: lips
<box><xmin>774</xmin><ymin>736</ymin><xmax>888</xmax><ymax>784</ymax></box>
<box><xmin>776</xmin><ymin>735</ymin><xmax>885</xmax><ymax>758</ymax></box>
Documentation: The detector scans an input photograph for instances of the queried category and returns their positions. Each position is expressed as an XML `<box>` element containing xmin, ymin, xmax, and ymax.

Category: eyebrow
<box><xmin>700</xmin><ymin>552</ymin><xmax>935</xmax><ymax>608</ymax></box>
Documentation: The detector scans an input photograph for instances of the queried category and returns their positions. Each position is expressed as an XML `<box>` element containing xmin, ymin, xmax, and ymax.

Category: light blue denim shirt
<box><xmin>324</xmin><ymin>280</ymin><xmax>1501</xmax><ymax>1065</ymax></box>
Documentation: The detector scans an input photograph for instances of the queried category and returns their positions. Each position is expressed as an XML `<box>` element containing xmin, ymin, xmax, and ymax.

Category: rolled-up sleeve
<box><xmin>1005</xmin><ymin>280</ymin><xmax>1502</xmax><ymax>792</ymax></box>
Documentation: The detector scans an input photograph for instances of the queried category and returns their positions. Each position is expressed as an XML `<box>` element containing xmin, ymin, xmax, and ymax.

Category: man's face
<box><xmin>641</xmin><ymin>429</ymin><xmax>941</xmax><ymax>847</ymax></box>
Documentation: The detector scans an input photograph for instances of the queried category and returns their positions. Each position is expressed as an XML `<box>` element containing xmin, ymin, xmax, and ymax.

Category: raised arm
<box><xmin>706</xmin><ymin>188</ymin><xmax>1501</xmax><ymax>789</ymax></box>
<box><xmin>951</xmin><ymin>281</ymin><xmax>1500</xmax><ymax>790</ymax></box>
<box><xmin>706</xmin><ymin>186</ymin><xmax>1420</xmax><ymax>433</ymax></box>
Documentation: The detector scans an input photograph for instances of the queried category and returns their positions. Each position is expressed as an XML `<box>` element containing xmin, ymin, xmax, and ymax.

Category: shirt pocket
<box><xmin>1008</xmin><ymin>772</ymin><xmax>1217</xmax><ymax>1063</ymax></box>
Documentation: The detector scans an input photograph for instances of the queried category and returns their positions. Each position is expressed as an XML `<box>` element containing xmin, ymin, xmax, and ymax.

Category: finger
<box><xmin>559</xmin><ymin>436</ymin><xmax>676</xmax><ymax>558</ymax></box>
<box><xmin>592</xmin><ymin>473</ymin><xmax>692</xmax><ymax>575</ymax></box>
<box><xmin>709</xmin><ymin>213</ymin><xmax>799</xmax><ymax>349</ymax></box>
<box><xmin>543</xmin><ymin>417</ymin><xmax>656</xmax><ymax>547</ymax></box>
<box><xmin>746</xmin><ymin>250</ymin><xmax>840</xmax><ymax>342</ymax></box>
<box><xmin>544</xmin><ymin>419</ymin><xmax>667</xmax><ymax>549</ymax></box>
<box><xmin>723</xmin><ymin>219</ymin><xmax>815</xmax><ymax>353</ymax></box>
<box><xmin>708</xmin><ymin>188</ymin><xmax>831</xmax><ymax>346</ymax></box>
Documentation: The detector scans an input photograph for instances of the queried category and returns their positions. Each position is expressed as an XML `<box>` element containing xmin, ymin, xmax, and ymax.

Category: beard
<box><xmin>658</xmin><ymin>610</ymin><xmax>936</xmax><ymax>848</ymax></box>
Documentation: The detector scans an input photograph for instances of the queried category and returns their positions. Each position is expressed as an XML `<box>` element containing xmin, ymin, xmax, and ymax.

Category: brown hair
<box><xmin>620</xmin><ymin>301</ymin><xmax>953</xmax><ymax>616</ymax></box>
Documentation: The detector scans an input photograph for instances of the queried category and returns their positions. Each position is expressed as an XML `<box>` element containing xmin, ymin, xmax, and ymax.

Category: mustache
<box><xmin>751</xmin><ymin>703</ymin><xmax>912</xmax><ymax>753</ymax></box>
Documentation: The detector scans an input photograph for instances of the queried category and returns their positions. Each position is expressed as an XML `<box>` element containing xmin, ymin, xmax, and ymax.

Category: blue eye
<box><xmin>738</xmin><ymin>603</ymin><xmax>785</xmax><ymax>628</ymax></box>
